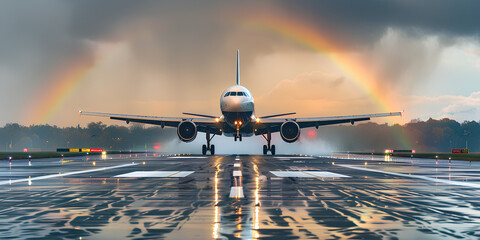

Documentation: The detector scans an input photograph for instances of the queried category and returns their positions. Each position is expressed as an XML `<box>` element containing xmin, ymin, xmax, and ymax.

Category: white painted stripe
<box><xmin>229</xmin><ymin>186</ymin><xmax>244</xmax><ymax>198</ymax></box>
<box><xmin>0</xmin><ymin>163</ymin><xmax>137</xmax><ymax>186</ymax></box>
<box><xmin>234</xmin><ymin>163</ymin><xmax>241</xmax><ymax>167</ymax></box>
<box><xmin>304</xmin><ymin>171</ymin><xmax>350</xmax><ymax>178</ymax></box>
<box><xmin>115</xmin><ymin>171</ymin><xmax>194</xmax><ymax>178</ymax></box>
<box><xmin>270</xmin><ymin>171</ymin><xmax>308</xmax><ymax>178</ymax></box>
<box><xmin>270</xmin><ymin>171</ymin><xmax>349</xmax><ymax>178</ymax></box>
<box><xmin>168</xmin><ymin>156</ymin><xmax>207</xmax><ymax>159</ymax></box>
<box><xmin>171</xmin><ymin>171</ymin><xmax>195</xmax><ymax>177</ymax></box>
<box><xmin>339</xmin><ymin>164</ymin><xmax>480</xmax><ymax>188</ymax></box>
<box><xmin>233</xmin><ymin>170</ymin><xmax>242</xmax><ymax>177</ymax></box>
<box><xmin>235</xmin><ymin>158</ymin><xmax>240</xmax><ymax>161</ymax></box>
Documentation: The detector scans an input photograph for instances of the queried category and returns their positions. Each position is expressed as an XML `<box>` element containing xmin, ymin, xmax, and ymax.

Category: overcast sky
<box><xmin>0</xmin><ymin>0</ymin><xmax>479</xmax><ymax>127</ymax></box>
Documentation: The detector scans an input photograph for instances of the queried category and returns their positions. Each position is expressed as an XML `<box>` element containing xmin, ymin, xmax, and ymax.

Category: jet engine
<box><xmin>280</xmin><ymin>121</ymin><xmax>300</xmax><ymax>143</ymax></box>
<box><xmin>177</xmin><ymin>121</ymin><xmax>197</xmax><ymax>142</ymax></box>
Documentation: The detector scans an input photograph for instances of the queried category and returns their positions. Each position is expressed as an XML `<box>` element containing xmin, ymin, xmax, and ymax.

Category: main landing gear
<box><xmin>262</xmin><ymin>130</ymin><xmax>276</xmax><ymax>155</ymax></box>
<box><xmin>202</xmin><ymin>131</ymin><xmax>216</xmax><ymax>155</ymax></box>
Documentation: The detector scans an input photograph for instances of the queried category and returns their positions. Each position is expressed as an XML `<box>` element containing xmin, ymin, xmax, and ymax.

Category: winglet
<box><xmin>236</xmin><ymin>49</ymin><xmax>240</xmax><ymax>85</ymax></box>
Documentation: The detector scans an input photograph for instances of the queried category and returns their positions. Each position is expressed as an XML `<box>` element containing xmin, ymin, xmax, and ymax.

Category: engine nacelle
<box><xmin>177</xmin><ymin>121</ymin><xmax>197</xmax><ymax>142</ymax></box>
<box><xmin>280</xmin><ymin>121</ymin><xmax>300</xmax><ymax>143</ymax></box>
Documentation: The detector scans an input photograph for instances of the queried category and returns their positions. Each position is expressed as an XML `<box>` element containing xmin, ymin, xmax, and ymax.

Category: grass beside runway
<box><xmin>351</xmin><ymin>152</ymin><xmax>480</xmax><ymax>161</ymax></box>
<box><xmin>0</xmin><ymin>150</ymin><xmax>154</xmax><ymax>160</ymax></box>
<box><xmin>0</xmin><ymin>152</ymin><xmax>98</xmax><ymax>160</ymax></box>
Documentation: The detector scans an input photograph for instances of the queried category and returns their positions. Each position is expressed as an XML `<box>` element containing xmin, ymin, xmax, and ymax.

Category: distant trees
<box><xmin>0</xmin><ymin>122</ymin><xmax>176</xmax><ymax>152</ymax></box>
<box><xmin>0</xmin><ymin>118</ymin><xmax>478</xmax><ymax>152</ymax></box>
<box><xmin>313</xmin><ymin>118</ymin><xmax>479</xmax><ymax>152</ymax></box>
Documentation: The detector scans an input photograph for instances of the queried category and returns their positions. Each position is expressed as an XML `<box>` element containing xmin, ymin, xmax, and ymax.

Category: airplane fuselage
<box><xmin>220</xmin><ymin>85</ymin><xmax>255</xmax><ymax>137</ymax></box>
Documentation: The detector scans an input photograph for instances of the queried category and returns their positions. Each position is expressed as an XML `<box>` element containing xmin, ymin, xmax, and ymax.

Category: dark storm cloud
<box><xmin>64</xmin><ymin>1</ymin><xmax>264</xmax><ymax>91</ymax></box>
<box><xmin>2</xmin><ymin>0</ymin><xmax>475</xmax><ymax>87</ymax></box>
<box><xmin>1</xmin><ymin>0</ymin><xmax>477</xmax><ymax>79</ymax></box>
<box><xmin>278</xmin><ymin>0</ymin><xmax>480</xmax><ymax>46</ymax></box>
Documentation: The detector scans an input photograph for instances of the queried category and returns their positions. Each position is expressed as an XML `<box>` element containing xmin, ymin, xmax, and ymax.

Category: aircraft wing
<box><xmin>79</xmin><ymin>111</ymin><xmax>222</xmax><ymax>134</ymax></box>
<box><xmin>254</xmin><ymin>112</ymin><xmax>402</xmax><ymax>135</ymax></box>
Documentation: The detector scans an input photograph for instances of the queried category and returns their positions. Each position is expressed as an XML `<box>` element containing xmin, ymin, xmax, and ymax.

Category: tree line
<box><xmin>0</xmin><ymin>122</ymin><xmax>176</xmax><ymax>152</ymax></box>
<box><xmin>317</xmin><ymin>118</ymin><xmax>479</xmax><ymax>152</ymax></box>
<box><xmin>0</xmin><ymin>118</ymin><xmax>478</xmax><ymax>153</ymax></box>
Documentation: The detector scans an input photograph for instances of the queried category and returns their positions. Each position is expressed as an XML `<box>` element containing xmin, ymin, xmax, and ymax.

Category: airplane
<box><xmin>80</xmin><ymin>50</ymin><xmax>402</xmax><ymax>155</ymax></box>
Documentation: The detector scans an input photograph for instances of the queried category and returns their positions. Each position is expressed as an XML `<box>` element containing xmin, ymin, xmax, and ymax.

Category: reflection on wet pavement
<box><xmin>1</xmin><ymin>153</ymin><xmax>480</xmax><ymax>239</ymax></box>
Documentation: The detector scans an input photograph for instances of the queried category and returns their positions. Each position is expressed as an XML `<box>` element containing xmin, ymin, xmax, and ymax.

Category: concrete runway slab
<box><xmin>1</xmin><ymin>153</ymin><xmax>480</xmax><ymax>239</ymax></box>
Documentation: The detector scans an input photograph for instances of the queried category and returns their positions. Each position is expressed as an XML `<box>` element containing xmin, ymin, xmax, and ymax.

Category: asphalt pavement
<box><xmin>1</xmin><ymin>153</ymin><xmax>480</xmax><ymax>239</ymax></box>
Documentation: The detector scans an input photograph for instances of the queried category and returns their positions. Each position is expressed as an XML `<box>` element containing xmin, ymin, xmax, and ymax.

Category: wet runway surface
<box><xmin>2</xmin><ymin>153</ymin><xmax>480</xmax><ymax>239</ymax></box>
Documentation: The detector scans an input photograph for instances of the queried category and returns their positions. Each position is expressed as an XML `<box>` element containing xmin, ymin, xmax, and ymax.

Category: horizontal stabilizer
<box><xmin>182</xmin><ymin>112</ymin><xmax>218</xmax><ymax>119</ymax></box>
<box><xmin>259</xmin><ymin>112</ymin><xmax>296</xmax><ymax>119</ymax></box>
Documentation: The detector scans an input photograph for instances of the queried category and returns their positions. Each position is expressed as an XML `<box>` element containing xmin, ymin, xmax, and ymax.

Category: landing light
<box><xmin>215</xmin><ymin>118</ymin><xmax>220</xmax><ymax>123</ymax></box>
<box><xmin>256</xmin><ymin>118</ymin><xmax>260</xmax><ymax>123</ymax></box>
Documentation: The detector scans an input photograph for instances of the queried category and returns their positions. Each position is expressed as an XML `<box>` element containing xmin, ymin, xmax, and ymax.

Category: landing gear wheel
<box><xmin>271</xmin><ymin>145</ymin><xmax>276</xmax><ymax>155</ymax></box>
<box><xmin>234</xmin><ymin>136</ymin><xmax>237</xmax><ymax>141</ymax></box>
<box><xmin>263</xmin><ymin>145</ymin><xmax>268</xmax><ymax>155</ymax></box>
<box><xmin>202</xmin><ymin>144</ymin><xmax>207</xmax><ymax>155</ymax></box>
<box><xmin>239</xmin><ymin>135</ymin><xmax>242</xmax><ymax>141</ymax></box>
<box><xmin>204</xmin><ymin>131</ymin><xmax>216</xmax><ymax>155</ymax></box>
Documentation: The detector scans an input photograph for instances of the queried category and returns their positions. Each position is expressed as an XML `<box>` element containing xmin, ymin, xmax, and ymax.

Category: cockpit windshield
<box><xmin>224</xmin><ymin>91</ymin><xmax>249</xmax><ymax>97</ymax></box>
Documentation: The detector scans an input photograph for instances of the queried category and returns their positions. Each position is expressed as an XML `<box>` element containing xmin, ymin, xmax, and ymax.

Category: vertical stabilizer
<box><xmin>236</xmin><ymin>49</ymin><xmax>240</xmax><ymax>85</ymax></box>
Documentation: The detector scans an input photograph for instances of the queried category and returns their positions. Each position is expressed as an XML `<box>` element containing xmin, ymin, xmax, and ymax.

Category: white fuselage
<box><xmin>220</xmin><ymin>85</ymin><xmax>255</xmax><ymax>137</ymax></box>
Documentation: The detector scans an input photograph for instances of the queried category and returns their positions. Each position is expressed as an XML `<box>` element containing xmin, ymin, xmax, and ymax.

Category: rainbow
<box><xmin>242</xmin><ymin>13</ymin><xmax>411</xmax><ymax>148</ymax></box>
<box><xmin>29</xmin><ymin>54</ymin><xmax>94</xmax><ymax>125</ymax></box>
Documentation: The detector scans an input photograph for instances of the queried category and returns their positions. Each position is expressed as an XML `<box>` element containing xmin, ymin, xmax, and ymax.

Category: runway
<box><xmin>1</xmin><ymin>153</ymin><xmax>480</xmax><ymax>239</ymax></box>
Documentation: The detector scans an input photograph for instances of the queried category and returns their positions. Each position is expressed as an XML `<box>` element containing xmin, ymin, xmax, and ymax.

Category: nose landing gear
<box><xmin>202</xmin><ymin>131</ymin><xmax>216</xmax><ymax>155</ymax></box>
<box><xmin>234</xmin><ymin>124</ymin><xmax>242</xmax><ymax>141</ymax></box>
<box><xmin>261</xmin><ymin>130</ymin><xmax>275</xmax><ymax>155</ymax></box>
<box><xmin>234</xmin><ymin>134</ymin><xmax>242</xmax><ymax>142</ymax></box>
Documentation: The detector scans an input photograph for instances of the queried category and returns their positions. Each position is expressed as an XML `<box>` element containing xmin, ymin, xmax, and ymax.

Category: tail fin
<box><xmin>236</xmin><ymin>49</ymin><xmax>240</xmax><ymax>85</ymax></box>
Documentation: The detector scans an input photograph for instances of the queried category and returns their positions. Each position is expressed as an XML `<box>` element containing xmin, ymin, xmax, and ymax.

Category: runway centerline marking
<box><xmin>229</xmin><ymin>186</ymin><xmax>244</xmax><ymax>198</ymax></box>
<box><xmin>0</xmin><ymin>163</ymin><xmax>137</xmax><ymax>186</ymax></box>
<box><xmin>339</xmin><ymin>164</ymin><xmax>480</xmax><ymax>188</ymax></box>
<box><xmin>233</xmin><ymin>170</ymin><xmax>242</xmax><ymax>177</ymax></box>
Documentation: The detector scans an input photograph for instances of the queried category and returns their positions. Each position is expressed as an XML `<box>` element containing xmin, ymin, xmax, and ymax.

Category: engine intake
<box><xmin>280</xmin><ymin>121</ymin><xmax>300</xmax><ymax>143</ymax></box>
<box><xmin>177</xmin><ymin>121</ymin><xmax>197</xmax><ymax>142</ymax></box>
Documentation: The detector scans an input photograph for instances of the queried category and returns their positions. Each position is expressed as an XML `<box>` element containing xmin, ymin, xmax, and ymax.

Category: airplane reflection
<box><xmin>253</xmin><ymin>163</ymin><xmax>260</xmax><ymax>239</ymax></box>
<box><xmin>213</xmin><ymin>163</ymin><xmax>220</xmax><ymax>239</ymax></box>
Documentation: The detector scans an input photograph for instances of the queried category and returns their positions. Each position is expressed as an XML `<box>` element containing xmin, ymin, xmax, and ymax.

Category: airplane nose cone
<box><xmin>222</xmin><ymin>98</ymin><xmax>253</xmax><ymax>112</ymax></box>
